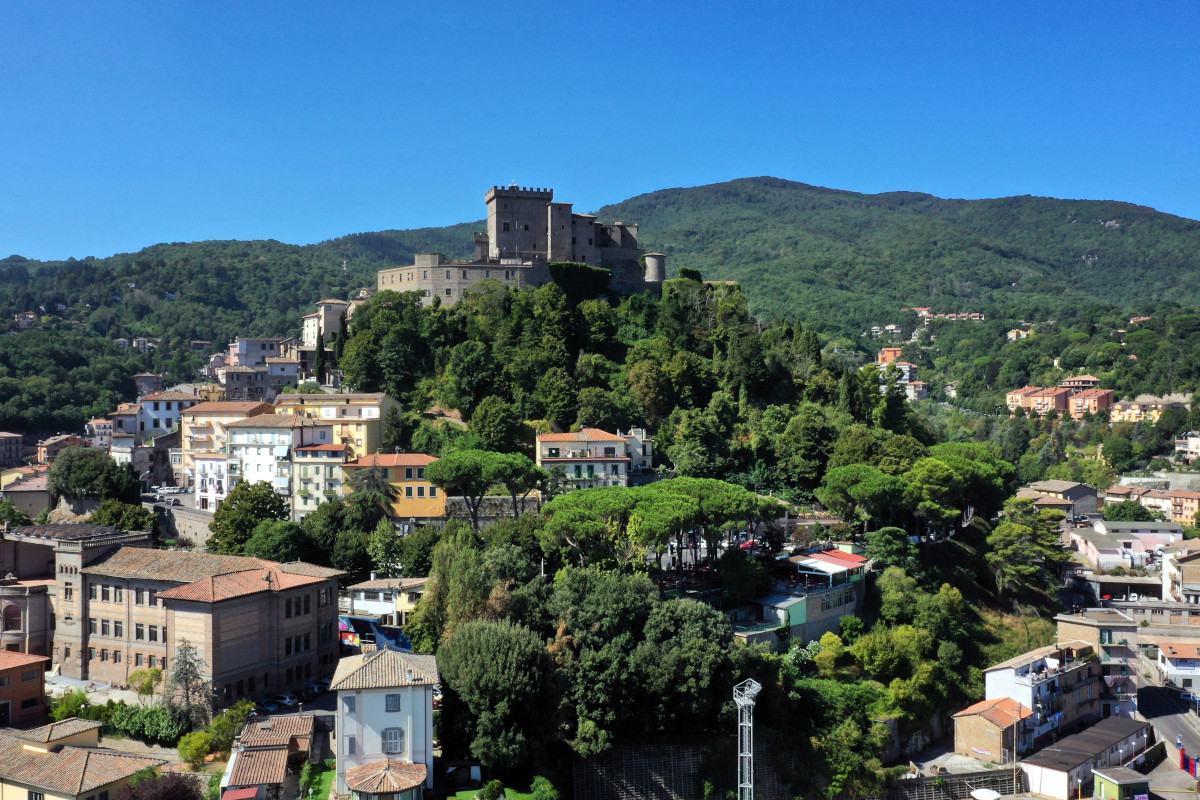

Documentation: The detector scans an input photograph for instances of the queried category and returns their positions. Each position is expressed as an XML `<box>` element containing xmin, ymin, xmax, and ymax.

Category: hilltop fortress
<box><xmin>377</xmin><ymin>185</ymin><xmax>666</xmax><ymax>305</ymax></box>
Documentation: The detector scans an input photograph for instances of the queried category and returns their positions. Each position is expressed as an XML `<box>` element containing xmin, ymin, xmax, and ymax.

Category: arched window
<box><xmin>3</xmin><ymin>605</ymin><xmax>21</xmax><ymax>632</ymax></box>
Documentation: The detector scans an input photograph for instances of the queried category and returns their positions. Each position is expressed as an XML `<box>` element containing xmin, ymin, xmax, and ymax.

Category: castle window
<box><xmin>2</xmin><ymin>606</ymin><xmax>20</xmax><ymax>631</ymax></box>
<box><xmin>523</xmin><ymin>224</ymin><xmax>529</xmax><ymax>231</ymax></box>
<box><xmin>503</xmin><ymin>222</ymin><xmax>510</xmax><ymax>232</ymax></box>
<box><xmin>445</xmin><ymin>270</ymin><xmax>451</xmax><ymax>279</ymax></box>
<box><xmin>485</xmin><ymin>270</ymin><xmax>490</xmax><ymax>278</ymax></box>
<box><xmin>462</xmin><ymin>271</ymin><xmax>468</xmax><ymax>279</ymax></box>
<box><xmin>445</xmin><ymin>289</ymin><xmax>453</xmax><ymax>296</ymax></box>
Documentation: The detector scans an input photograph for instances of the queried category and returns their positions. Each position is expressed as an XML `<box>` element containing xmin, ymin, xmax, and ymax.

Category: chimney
<box><xmin>370</xmin><ymin>572</ymin><xmax>378</xmax><ymax>581</ymax></box>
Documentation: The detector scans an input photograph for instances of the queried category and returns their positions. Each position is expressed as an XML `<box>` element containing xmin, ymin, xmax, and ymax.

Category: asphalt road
<box><xmin>1139</xmin><ymin>684</ymin><xmax>1200</xmax><ymax>754</ymax></box>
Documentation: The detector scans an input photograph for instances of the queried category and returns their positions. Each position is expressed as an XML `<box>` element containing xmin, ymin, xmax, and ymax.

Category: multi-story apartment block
<box><xmin>876</xmin><ymin>347</ymin><xmax>903</xmax><ymax>365</ymax></box>
<box><xmin>228</xmin><ymin>337</ymin><xmax>284</xmax><ymax>369</ymax></box>
<box><xmin>1069</xmin><ymin>389</ymin><xmax>1114</xmax><ymax>420</ymax></box>
<box><xmin>178</xmin><ymin>401</ymin><xmax>273</xmax><ymax>494</ymax></box>
<box><xmin>376</xmin><ymin>185</ymin><xmax>662</xmax><ymax>307</ymax></box>
<box><xmin>1110</xmin><ymin>396</ymin><xmax>1187</xmax><ymax>424</ymax></box>
<box><xmin>291</xmin><ymin>440</ymin><xmax>349</xmax><ymax>521</ymax></box>
<box><xmin>57</xmin><ymin>546</ymin><xmax>342</xmax><ymax>706</ymax></box>
<box><xmin>983</xmin><ymin>641</ymin><xmax>1101</xmax><ymax>749</ymax></box>
<box><xmin>138</xmin><ymin>389</ymin><xmax>201</xmax><ymax>433</ymax></box>
<box><xmin>301</xmin><ymin>299</ymin><xmax>350</xmax><ymax>347</ymax></box>
<box><xmin>1007</xmin><ymin>386</ymin><xmax>1043</xmax><ymax>414</ymax></box>
<box><xmin>1060</xmin><ymin>374</ymin><xmax>1101</xmax><ymax>390</ymax></box>
<box><xmin>274</xmin><ymin>393</ymin><xmax>400</xmax><ymax>461</ymax></box>
<box><xmin>223</xmin><ymin>365</ymin><xmax>271</xmax><ymax>402</ymax></box>
<box><xmin>342</xmin><ymin>577</ymin><xmax>429</xmax><ymax>627</ymax></box>
<box><xmin>0</xmin><ymin>432</ymin><xmax>23</xmax><ymax>468</ymax></box>
<box><xmin>226</xmin><ymin>415</ymin><xmax>342</xmax><ymax>521</ymax></box>
<box><xmin>332</xmin><ymin>649</ymin><xmax>438</xmax><ymax>798</ymax></box>
<box><xmin>341</xmin><ymin>454</ymin><xmax>445</xmax><ymax>523</ymax></box>
<box><xmin>1054</xmin><ymin>608</ymin><xmax>1139</xmax><ymax>718</ymax></box>
<box><xmin>535</xmin><ymin>428</ymin><xmax>654</xmax><ymax>489</ymax></box>
<box><xmin>85</xmin><ymin>418</ymin><xmax>112</xmax><ymax>450</ymax></box>
<box><xmin>36</xmin><ymin>434</ymin><xmax>87</xmax><ymax>465</ymax></box>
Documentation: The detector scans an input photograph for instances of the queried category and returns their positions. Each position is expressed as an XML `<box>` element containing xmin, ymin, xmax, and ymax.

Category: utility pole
<box><xmin>734</xmin><ymin>678</ymin><xmax>762</xmax><ymax>800</ymax></box>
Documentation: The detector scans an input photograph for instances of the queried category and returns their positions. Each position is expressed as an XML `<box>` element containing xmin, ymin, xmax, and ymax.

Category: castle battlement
<box><xmin>485</xmin><ymin>184</ymin><xmax>554</xmax><ymax>202</ymax></box>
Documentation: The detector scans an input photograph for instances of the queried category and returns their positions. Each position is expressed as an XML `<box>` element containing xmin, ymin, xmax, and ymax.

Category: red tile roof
<box><xmin>814</xmin><ymin>549</ymin><xmax>868</xmax><ymax>565</ymax></box>
<box><xmin>953</xmin><ymin>697</ymin><xmax>1033</xmax><ymax>728</ymax></box>
<box><xmin>0</xmin><ymin>729</ymin><xmax>164</xmax><ymax>794</ymax></box>
<box><xmin>141</xmin><ymin>390</ymin><xmax>203</xmax><ymax>402</ymax></box>
<box><xmin>345</xmin><ymin>454</ymin><xmax>438</xmax><ymax>468</ymax></box>
<box><xmin>185</xmin><ymin>401</ymin><xmax>274</xmax><ymax>415</ymax></box>
<box><xmin>538</xmin><ymin>428</ymin><xmax>625</xmax><ymax>443</ymax></box>
<box><xmin>344</xmin><ymin>759</ymin><xmax>427</xmax><ymax>793</ymax></box>
<box><xmin>0</xmin><ymin>652</ymin><xmax>50</xmax><ymax>670</ymax></box>
<box><xmin>227</xmin><ymin>746</ymin><xmax>289</xmax><ymax>787</ymax></box>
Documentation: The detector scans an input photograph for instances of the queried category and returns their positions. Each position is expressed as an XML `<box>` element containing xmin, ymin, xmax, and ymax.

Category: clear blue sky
<box><xmin>3</xmin><ymin>1</ymin><xmax>1198</xmax><ymax>261</ymax></box>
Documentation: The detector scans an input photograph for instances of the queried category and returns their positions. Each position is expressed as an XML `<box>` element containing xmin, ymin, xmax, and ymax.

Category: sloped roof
<box><xmin>142</xmin><ymin>390</ymin><xmax>202</xmax><ymax>402</ymax></box>
<box><xmin>184</xmin><ymin>401</ymin><xmax>274</xmax><ymax>415</ymax></box>
<box><xmin>226</xmin><ymin>414</ymin><xmax>322</xmax><ymax>429</ymax></box>
<box><xmin>345</xmin><ymin>454</ymin><xmax>437</xmax><ymax>468</ymax></box>
<box><xmin>344</xmin><ymin>759</ymin><xmax>427</xmax><ymax>793</ymax></box>
<box><xmin>8</xmin><ymin>524</ymin><xmax>118</xmax><ymax>541</ymax></box>
<box><xmin>330</xmin><ymin>649</ymin><xmax>439</xmax><ymax>691</ymax></box>
<box><xmin>983</xmin><ymin>640</ymin><xmax>1092</xmax><ymax>673</ymax></box>
<box><xmin>239</xmin><ymin>715</ymin><xmax>314</xmax><ymax>749</ymax></box>
<box><xmin>227</xmin><ymin>746</ymin><xmax>289</xmax><ymax>787</ymax></box>
<box><xmin>0</xmin><ymin>652</ymin><xmax>49</xmax><ymax>671</ymax></box>
<box><xmin>1158</xmin><ymin>640</ymin><xmax>1200</xmax><ymax>660</ymax></box>
<box><xmin>1030</xmin><ymin>480</ymin><xmax>1091</xmax><ymax>494</ymax></box>
<box><xmin>952</xmin><ymin>697</ymin><xmax>1033</xmax><ymax>728</ymax></box>
<box><xmin>538</xmin><ymin>428</ymin><xmax>625</xmax><ymax>443</ymax></box>
<box><xmin>14</xmin><ymin>718</ymin><xmax>103</xmax><ymax>743</ymax></box>
<box><xmin>0</xmin><ymin>730</ymin><xmax>163</xmax><ymax>793</ymax></box>
<box><xmin>347</xmin><ymin>577</ymin><xmax>429</xmax><ymax>592</ymax></box>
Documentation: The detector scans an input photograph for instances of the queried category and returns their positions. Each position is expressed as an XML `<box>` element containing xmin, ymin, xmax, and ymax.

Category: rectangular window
<box><xmin>28</xmin><ymin>791</ymin><xmax>45</xmax><ymax>800</ymax></box>
<box><xmin>148</xmin><ymin>590</ymin><xmax>157</xmax><ymax>607</ymax></box>
<box><xmin>135</xmin><ymin>653</ymin><xmax>143</xmax><ymax>666</ymax></box>
<box><xmin>148</xmin><ymin>626</ymin><xmax>158</xmax><ymax>643</ymax></box>
<box><xmin>382</xmin><ymin>727</ymin><xmax>404</xmax><ymax>753</ymax></box>
<box><xmin>21</xmin><ymin>669</ymin><xmax>39</xmax><ymax>682</ymax></box>
<box><xmin>101</xmin><ymin>619</ymin><xmax>110</xmax><ymax>636</ymax></box>
<box><xmin>100</xmin><ymin>649</ymin><xmax>108</xmax><ymax>662</ymax></box>
<box><xmin>286</xmin><ymin>639</ymin><xmax>292</xmax><ymax>655</ymax></box>
<box><xmin>88</xmin><ymin>648</ymin><xmax>95</xmax><ymax>661</ymax></box>
<box><xmin>114</xmin><ymin>621</ymin><xmax>123</xmax><ymax>638</ymax></box>
<box><xmin>135</xmin><ymin>588</ymin><xmax>144</xmax><ymax>605</ymax></box>
<box><xmin>405</xmin><ymin>467</ymin><xmax>413</xmax><ymax>479</ymax></box>
<box><xmin>286</xmin><ymin>598</ymin><xmax>293</xmax><ymax>618</ymax></box>
<box><xmin>20</xmin><ymin>697</ymin><xmax>39</xmax><ymax>709</ymax></box>
<box><xmin>344</xmin><ymin>735</ymin><xmax>356</xmax><ymax>755</ymax></box>
<box><xmin>89</xmin><ymin>585</ymin><xmax>97</xmax><ymax>600</ymax></box>
<box><xmin>405</xmin><ymin>486</ymin><xmax>413</xmax><ymax>498</ymax></box>
<box><xmin>430</xmin><ymin>486</ymin><xmax>437</xmax><ymax>498</ymax></box>
<box><xmin>113</xmin><ymin>651</ymin><xmax>121</xmax><ymax>664</ymax></box>
<box><xmin>304</xmin><ymin>633</ymin><xmax>310</xmax><ymax>651</ymax></box>
<box><xmin>385</xmin><ymin>693</ymin><xmax>401</xmax><ymax>712</ymax></box>
<box><xmin>113</xmin><ymin>586</ymin><xmax>122</xmax><ymax>602</ymax></box>
<box><xmin>135</xmin><ymin>624</ymin><xmax>144</xmax><ymax>640</ymax></box>
<box><xmin>64</xmin><ymin>582</ymin><xmax>73</xmax><ymax>600</ymax></box>
<box><xmin>148</xmin><ymin>655</ymin><xmax>156</xmax><ymax>668</ymax></box>
<box><xmin>89</xmin><ymin>618</ymin><xmax>97</xmax><ymax>635</ymax></box>
<box><xmin>304</xmin><ymin>595</ymin><xmax>311</xmax><ymax>614</ymax></box>
<box><xmin>417</xmin><ymin>486</ymin><xmax>425</xmax><ymax>498</ymax></box>
<box><xmin>344</xmin><ymin>696</ymin><xmax>355</xmax><ymax>713</ymax></box>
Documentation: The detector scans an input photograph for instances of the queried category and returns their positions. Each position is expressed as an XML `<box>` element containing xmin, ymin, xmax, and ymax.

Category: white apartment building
<box><xmin>225</xmin><ymin>415</ymin><xmax>343</xmax><ymax>521</ymax></box>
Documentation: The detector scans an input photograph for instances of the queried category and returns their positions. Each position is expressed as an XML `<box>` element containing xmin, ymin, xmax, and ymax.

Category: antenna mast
<box><xmin>734</xmin><ymin>678</ymin><xmax>762</xmax><ymax>800</ymax></box>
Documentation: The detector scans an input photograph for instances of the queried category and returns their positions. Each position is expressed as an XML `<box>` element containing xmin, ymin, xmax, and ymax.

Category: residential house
<box><xmin>1007</xmin><ymin>328</ymin><xmax>1032</xmax><ymax>341</ymax></box>
<box><xmin>0</xmin><ymin>718</ymin><xmax>165</xmax><ymax>800</ymax></box>
<box><xmin>341</xmin><ymin>454</ymin><xmax>444</xmax><ymax>523</ymax></box>
<box><xmin>1007</xmin><ymin>387</ymin><xmax>1043</xmax><ymax>414</ymax></box>
<box><xmin>1019</xmin><ymin>717</ymin><xmax>1154</xmax><ymax>800</ymax></box>
<box><xmin>953</xmin><ymin>697</ymin><xmax>1034</xmax><ymax>764</ymax></box>
<box><xmin>138</xmin><ymin>390</ymin><xmax>202</xmax><ymax>434</ymax></box>
<box><xmin>1175</xmin><ymin>431</ymin><xmax>1200</xmax><ymax>462</ymax></box>
<box><xmin>1162</xmin><ymin>549</ymin><xmax>1200</xmax><ymax>604</ymax></box>
<box><xmin>84</xmin><ymin>419</ymin><xmax>112</xmax><ymax>450</ymax></box>
<box><xmin>1069</xmin><ymin>389</ymin><xmax>1114</xmax><ymax>420</ymax></box>
<box><xmin>905</xmin><ymin>381</ymin><xmax>929</xmax><ymax>401</ymax></box>
<box><xmin>1092</xmin><ymin>519</ymin><xmax>1183</xmax><ymax>545</ymax></box>
<box><xmin>58</xmin><ymin>546</ymin><xmax>342</xmax><ymax>706</ymax></box>
<box><xmin>274</xmin><ymin>393</ymin><xmax>400</xmax><ymax>461</ymax></box>
<box><xmin>0</xmin><ymin>651</ymin><xmax>50</xmax><ymax>725</ymax></box>
<box><xmin>1060</xmin><ymin>374</ymin><xmax>1101</xmax><ymax>391</ymax></box>
<box><xmin>944</xmin><ymin>381</ymin><xmax>959</xmax><ymax>400</ymax></box>
<box><xmin>536</xmin><ymin>428</ymin><xmax>636</xmax><ymax>489</ymax></box>
<box><xmin>302</xmin><ymin>299</ymin><xmax>350</xmax><ymax>347</ymax></box>
<box><xmin>1092</xmin><ymin>767</ymin><xmax>1150</xmax><ymax>800</ymax></box>
<box><xmin>223</xmin><ymin>365</ymin><xmax>271</xmax><ymax>402</ymax></box>
<box><xmin>343</xmin><ymin>577</ymin><xmax>429</xmax><ymax>627</ymax></box>
<box><xmin>37</xmin><ymin>435</ymin><xmax>87</xmax><ymax>465</ymax></box>
<box><xmin>1026</xmin><ymin>481</ymin><xmax>1099</xmax><ymax>516</ymax></box>
<box><xmin>222</xmin><ymin>715</ymin><xmax>318</xmax><ymax>800</ymax></box>
<box><xmin>225</xmin><ymin>415</ymin><xmax>341</xmax><ymax>521</ymax></box>
<box><xmin>0</xmin><ymin>467</ymin><xmax>52</xmax><ymax>519</ymax></box>
<box><xmin>13</xmin><ymin>312</ymin><xmax>37</xmax><ymax>329</ymax></box>
<box><xmin>332</xmin><ymin>649</ymin><xmax>438</xmax><ymax>798</ymax></box>
<box><xmin>228</xmin><ymin>337</ymin><xmax>284</xmax><ymax>369</ymax></box>
<box><xmin>1028</xmin><ymin>387</ymin><xmax>1074</xmax><ymax>417</ymax></box>
<box><xmin>1110</xmin><ymin>396</ymin><xmax>1187</xmax><ymax>424</ymax></box>
<box><xmin>179</xmin><ymin>401</ymin><xmax>274</xmax><ymax>499</ymax></box>
<box><xmin>1154</xmin><ymin>639</ymin><xmax>1200</xmax><ymax>689</ymax></box>
<box><xmin>1054</xmin><ymin>608</ymin><xmax>1139</xmax><ymax>718</ymax></box>
<box><xmin>982</xmin><ymin>641</ymin><xmax>1101</xmax><ymax>748</ymax></box>
<box><xmin>0</xmin><ymin>432</ymin><xmax>22</xmax><ymax>468</ymax></box>
<box><xmin>876</xmin><ymin>347</ymin><xmax>903</xmax><ymax>365</ymax></box>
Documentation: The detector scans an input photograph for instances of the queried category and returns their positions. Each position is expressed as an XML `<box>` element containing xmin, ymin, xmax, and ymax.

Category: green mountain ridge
<box><xmin>4</xmin><ymin>177</ymin><xmax>1200</xmax><ymax>345</ymax></box>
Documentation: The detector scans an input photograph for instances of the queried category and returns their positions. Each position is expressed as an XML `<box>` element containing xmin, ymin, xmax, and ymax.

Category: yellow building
<box><xmin>274</xmin><ymin>393</ymin><xmax>400</xmax><ymax>460</ymax></box>
<box><xmin>0</xmin><ymin>718</ymin><xmax>164</xmax><ymax>799</ymax></box>
<box><xmin>341</xmin><ymin>453</ymin><xmax>444</xmax><ymax>523</ymax></box>
<box><xmin>178</xmin><ymin>400</ymin><xmax>274</xmax><ymax>485</ymax></box>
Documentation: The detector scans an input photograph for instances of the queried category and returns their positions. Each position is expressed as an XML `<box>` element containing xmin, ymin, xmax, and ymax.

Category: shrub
<box><xmin>177</xmin><ymin>731</ymin><xmax>213</xmax><ymax>770</ymax></box>
<box><xmin>481</xmin><ymin>779</ymin><xmax>505</xmax><ymax>800</ymax></box>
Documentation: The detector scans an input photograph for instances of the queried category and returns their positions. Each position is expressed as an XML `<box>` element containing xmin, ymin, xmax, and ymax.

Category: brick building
<box><xmin>0</xmin><ymin>650</ymin><xmax>50</xmax><ymax>725</ymax></box>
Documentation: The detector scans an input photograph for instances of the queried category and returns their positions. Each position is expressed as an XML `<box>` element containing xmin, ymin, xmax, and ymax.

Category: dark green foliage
<box><xmin>48</xmin><ymin>447</ymin><xmax>140</xmax><ymax>503</ymax></box>
<box><xmin>243</xmin><ymin>519</ymin><xmax>306</xmax><ymax>562</ymax></box>
<box><xmin>49</xmin><ymin>690</ymin><xmax>188</xmax><ymax>746</ymax></box>
<box><xmin>89</xmin><ymin>498</ymin><xmax>158</xmax><ymax>535</ymax></box>
<box><xmin>208</xmin><ymin>481</ymin><xmax>289</xmax><ymax>555</ymax></box>
<box><xmin>117</xmin><ymin>772</ymin><xmax>206</xmax><ymax>800</ymax></box>
<box><xmin>548</xmin><ymin>261</ymin><xmax>611</xmax><ymax>302</ymax></box>
<box><xmin>1103</xmin><ymin>499</ymin><xmax>1161</xmax><ymax>522</ymax></box>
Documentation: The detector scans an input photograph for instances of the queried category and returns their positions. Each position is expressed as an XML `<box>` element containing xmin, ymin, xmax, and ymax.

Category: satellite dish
<box><xmin>971</xmin><ymin>791</ymin><xmax>1001</xmax><ymax>800</ymax></box>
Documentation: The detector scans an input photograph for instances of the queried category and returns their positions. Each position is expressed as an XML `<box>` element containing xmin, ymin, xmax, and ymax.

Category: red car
<box><xmin>740</xmin><ymin>540</ymin><xmax>758</xmax><ymax>550</ymax></box>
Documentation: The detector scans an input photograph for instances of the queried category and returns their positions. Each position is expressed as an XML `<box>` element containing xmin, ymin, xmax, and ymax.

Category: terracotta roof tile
<box><xmin>14</xmin><ymin>718</ymin><xmax>103</xmax><ymax>743</ymax></box>
<box><xmin>239</xmin><ymin>715</ymin><xmax>315</xmax><ymax>749</ymax></box>
<box><xmin>345</xmin><ymin>454</ymin><xmax>437</xmax><ymax>468</ymax></box>
<box><xmin>330</xmin><ymin>650</ymin><xmax>439</xmax><ymax>691</ymax></box>
<box><xmin>141</xmin><ymin>390</ymin><xmax>202</xmax><ymax>402</ymax></box>
<box><xmin>344</xmin><ymin>759</ymin><xmax>427</xmax><ymax>793</ymax></box>
<box><xmin>227</xmin><ymin>746</ymin><xmax>289</xmax><ymax>787</ymax></box>
<box><xmin>226</xmin><ymin>414</ymin><xmax>324</xmax><ymax>429</ymax></box>
<box><xmin>953</xmin><ymin>698</ymin><xmax>1033</xmax><ymax>728</ymax></box>
<box><xmin>347</xmin><ymin>577</ymin><xmax>429</xmax><ymax>592</ymax></box>
<box><xmin>538</xmin><ymin>428</ymin><xmax>626</xmax><ymax>443</ymax></box>
<box><xmin>0</xmin><ymin>652</ymin><xmax>49</xmax><ymax>671</ymax></box>
<box><xmin>0</xmin><ymin>729</ymin><xmax>164</xmax><ymax>793</ymax></box>
<box><xmin>184</xmin><ymin>402</ymin><xmax>274</xmax><ymax>415</ymax></box>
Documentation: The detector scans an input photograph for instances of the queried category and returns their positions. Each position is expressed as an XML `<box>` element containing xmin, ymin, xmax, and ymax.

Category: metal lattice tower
<box><xmin>734</xmin><ymin>678</ymin><xmax>762</xmax><ymax>800</ymax></box>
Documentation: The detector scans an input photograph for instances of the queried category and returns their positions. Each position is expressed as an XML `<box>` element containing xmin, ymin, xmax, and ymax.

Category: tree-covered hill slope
<box><xmin>5</xmin><ymin>176</ymin><xmax>1200</xmax><ymax>345</ymax></box>
<box><xmin>598</xmin><ymin>177</ymin><xmax>1200</xmax><ymax>333</ymax></box>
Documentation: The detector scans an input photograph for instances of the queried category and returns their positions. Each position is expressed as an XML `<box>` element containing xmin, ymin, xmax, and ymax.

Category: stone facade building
<box><xmin>377</xmin><ymin>185</ymin><xmax>664</xmax><ymax>306</ymax></box>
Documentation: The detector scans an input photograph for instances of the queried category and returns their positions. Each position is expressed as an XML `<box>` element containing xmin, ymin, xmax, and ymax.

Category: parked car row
<box><xmin>251</xmin><ymin>680</ymin><xmax>330</xmax><ymax>714</ymax></box>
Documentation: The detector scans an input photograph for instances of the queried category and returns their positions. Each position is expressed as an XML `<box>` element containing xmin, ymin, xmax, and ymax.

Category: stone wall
<box><xmin>150</xmin><ymin>504</ymin><xmax>215</xmax><ymax>548</ymax></box>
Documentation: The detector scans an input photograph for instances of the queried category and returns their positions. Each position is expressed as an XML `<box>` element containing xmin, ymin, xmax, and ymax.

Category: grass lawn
<box><xmin>309</xmin><ymin>763</ymin><xmax>337</xmax><ymax>799</ymax></box>
<box><xmin>454</xmin><ymin>789</ymin><xmax>534</xmax><ymax>800</ymax></box>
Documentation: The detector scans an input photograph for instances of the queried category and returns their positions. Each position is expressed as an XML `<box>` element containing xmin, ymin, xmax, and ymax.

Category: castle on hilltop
<box><xmin>377</xmin><ymin>185</ymin><xmax>666</xmax><ymax>306</ymax></box>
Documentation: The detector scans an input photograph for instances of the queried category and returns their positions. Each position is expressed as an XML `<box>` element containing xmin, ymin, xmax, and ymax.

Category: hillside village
<box><xmin>4</xmin><ymin>187</ymin><xmax>1200</xmax><ymax>800</ymax></box>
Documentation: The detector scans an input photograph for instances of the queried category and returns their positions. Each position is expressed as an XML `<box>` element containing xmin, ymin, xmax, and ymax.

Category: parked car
<box><xmin>269</xmin><ymin>693</ymin><xmax>299</xmax><ymax>708</ymax></box>
<box><xmin>1182</xmin><ymin>691</ymin><xmax>1198</xmax><ymax>704</ymax></box>
<box><xmin>739</xmin><ymin>540</ymin><xmax>758</xmax><ymax>550</ymax></box>
<box><xmin>255</xmin><ymin>700</ymin><xmax>283</xmax><ymax>714</ymax></box>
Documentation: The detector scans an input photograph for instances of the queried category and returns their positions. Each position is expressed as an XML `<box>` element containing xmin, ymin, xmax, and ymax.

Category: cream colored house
<box><xmin>274</xmin><ymin>393</ymin><xmax>400</xmax><ymax>461</ymax></box>
<box><xmin>179</xmin><ymin>400</ymin><xmax>274</xmax><ymax>490</ymax></box>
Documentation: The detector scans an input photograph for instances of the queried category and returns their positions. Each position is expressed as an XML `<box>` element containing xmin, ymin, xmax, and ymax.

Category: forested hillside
<box><xmin>599</xmin><ymin>177</ymin><xmax>1200</xmax><ymax>332</ymax></box>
